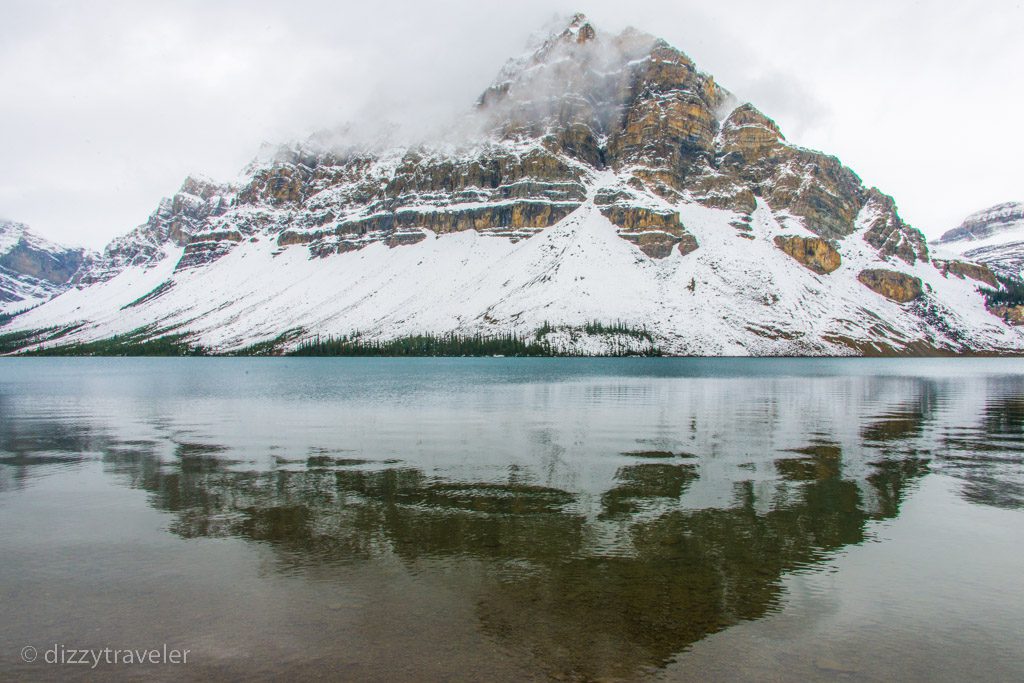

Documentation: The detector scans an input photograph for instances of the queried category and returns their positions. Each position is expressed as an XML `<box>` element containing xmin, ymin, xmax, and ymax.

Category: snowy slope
<box><xmin>933</xmin><ymin>202</ymin><xmax>1024</xmax><ymax>279</ymax></box>
<box><xmin>8</xmin><ymin>173</ymin><xmax>1020</xmax><ymax>355</ymax></box>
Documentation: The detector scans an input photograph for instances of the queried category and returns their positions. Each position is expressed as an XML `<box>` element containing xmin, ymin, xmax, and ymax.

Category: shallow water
<box><xmin>1</xmin><ymin>357</ymin><xmax>1022</xmax><ymax>681</ymax></box>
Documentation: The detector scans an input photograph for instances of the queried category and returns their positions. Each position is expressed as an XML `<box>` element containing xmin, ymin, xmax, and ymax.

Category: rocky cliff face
<box><xmin>3</xmin><ymin>14</ymin><xmax>1022</xmax><ymax>355</ymax></box>
<box><xmin>773</xmin><ymin>236</ymin><xmax>841</xmax><ymax>275</ymax></box>
<box><xmin>856</xmin><ymin>269</ymin><xmax>923</xmax><ymax>304</ymax></box>
<box><xmin>0</xmin><ymin>220</ymin><xmax>88</xmax><ymax>314</ymax></box>
<box><xmin>73</xmin><ymin>176</ymin><xmax>235</xmax><ymax>283</ymax></box>
<box><xmin>163</xmin><ymin>14</ymin><xmax>929</xmax><ymax>276</ymax></box>
<box><xmin>933</xmin><ymin>202</ymin><xmax>1024</xmax><ymax>279</ymax></box>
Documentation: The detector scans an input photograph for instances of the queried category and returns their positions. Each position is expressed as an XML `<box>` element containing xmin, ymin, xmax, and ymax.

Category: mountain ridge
<box><xmin>933</xmin><ymin>201</ymin><xmax>1024</xmax><ymax>281</ymax></box>
<box><xmin>2</xmin><ymin>14</ymin><xmax>1021</xmax><ymax>355</ymax></box>
<box><xmin>0</xmin><ymin>219</ymin><xmax>89</xmax><ymax>315</ymax></box>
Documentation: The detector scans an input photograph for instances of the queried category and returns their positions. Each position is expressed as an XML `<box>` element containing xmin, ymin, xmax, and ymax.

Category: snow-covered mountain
<box><xmin>3</xmin><ymin>14</ymin><xmax>1022</xmax><ymax>355</ymax></box>
<box><xmin>0</xmin><ymin>219</ymin><xmax>88</xmax><ymax>315</ymax></box>
<box><xmin>932</xmin><ymin>202</ymin><xmax>1024</xmax><ymax>280</ymax></box>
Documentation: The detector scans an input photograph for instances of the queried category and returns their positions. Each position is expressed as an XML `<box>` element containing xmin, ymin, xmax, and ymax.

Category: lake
<box><xmin>1</xmin><ymin>357</ymin><xmax>1022</xmax><ymax>681</ymax></box>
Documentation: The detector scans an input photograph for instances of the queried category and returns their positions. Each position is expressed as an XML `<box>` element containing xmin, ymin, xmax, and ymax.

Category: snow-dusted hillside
<box><xmin>933</xmin><ymin>202</ymin><xmax>1024</xmax><ymax>279</ymax></box>
<box><xmin>7</xmin><ymin>179</ymin><xmax>1019</xmax><ymax>356</ymax></box>
<box><xmin>0</xmin><ymin>220</ymin><xmax>88</xmax><ymax>315</ymax></box>
<box><xmin>2</xmin><ymin>14</ymin><xmax>1022</xmax><ymax>355</ymax></box>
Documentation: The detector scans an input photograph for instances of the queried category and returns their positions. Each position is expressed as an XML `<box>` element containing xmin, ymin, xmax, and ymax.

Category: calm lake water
<box><xmin>1</xmin><ymin>357</ymin><xmax>1023</xmax><ymax>681</ymax></box>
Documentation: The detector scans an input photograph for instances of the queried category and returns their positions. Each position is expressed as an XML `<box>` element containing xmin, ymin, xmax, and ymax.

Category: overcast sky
<box><xmin>2</xmin><ymin>0</ymin><xmax>1021</xmax><ymax>248</ymax></box>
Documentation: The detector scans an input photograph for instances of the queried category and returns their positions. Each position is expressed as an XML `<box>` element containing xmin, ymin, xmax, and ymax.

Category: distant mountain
<box><xmin>71</xmin><ymin>175</ymin><xmax>236</xmax><ymax>285</ymax></box>
<box><xmin>932</xmin><ymin>202</ymin><xmax>1024</xmax><ymax>280</ymax></box>
<box><xmin>0</xmin><ymin>220</ymin><xmax>88</xmax><ymax>315</ymax></box>
<box><xmin>2</xmin><ymin>14</ymin><xmax>1022</xmax><ymax>355</ymax></box>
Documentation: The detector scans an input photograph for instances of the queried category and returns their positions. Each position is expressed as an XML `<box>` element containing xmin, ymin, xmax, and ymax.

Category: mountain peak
<box><xmin>939</xmin><ymin>201</ymin><xmax>1024</xmax><ymax>244</ymax></box>
<box><xmin>932</xmin><ymin>201</ymin><xmax>1024</xmax><ymax>280</ymax></box>
<box><xmin>0</xmin><ymin>219</ymin><xmax>28</xmax><ymax>254</ymax></box>
<box><xmin>0</xmin><ymin>218</ymin><xmax>81</xmax><ymax>257</ymax></box>
<box><xmin>0</xmin><ymin>219</ymin><xmax>88</xmax><ymax>314</ymax></box>
<box><xmin>561</xmin><ymin>12</ymin><xmax>596</xmax><ymax>43</ymax></box>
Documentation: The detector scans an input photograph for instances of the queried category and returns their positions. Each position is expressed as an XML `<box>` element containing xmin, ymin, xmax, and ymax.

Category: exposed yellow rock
<box><xmin>597</xmin><ymin>205</ymin><xmax>699</xmax><ymax>259</ymax></box>
<box><xmin>606</xmin><ymin>41</ymin><xmax>727</xmax><ymax>174</ymax></box>
<box><xmin>598</xmin><ymin>206</ymin><xmax>681</xmax><ymax>231</ymax></box>
<box><xmin>933</xmin><ymin>259</ymin><xmax>998</xmax><ymax>287</ymax></box>
<box><xmin>988</xmin><ymin>304</ymin><xmax>1024</xmax><ymax>326</ymax></box>
<box><xmin>276</xmin><ymin>230</ymin><xmax>308</xmax><ymax>247</ymax></box>
<box><xmin>277</xmin><ymin>200</ymin><xmax>580</xmax><ymax>252</ymax></box>
<box><xmin>718</xmin><ymin>104</ymin><xmax>785</xmax><ymax>160</ymax></box>
<box><xmin>857</xmin><ymin>269</ymin><xmax>924</xmax><ymax>303</ymax></box>
<box><xmin>773</xmin><ymin>236</ymin><xmax>841</xmax><ymax>274</ymax></box>
<box><xmin>613</xmin><ymin>98</ymin><xmax>717</xmax><ymax>161</ymax></box>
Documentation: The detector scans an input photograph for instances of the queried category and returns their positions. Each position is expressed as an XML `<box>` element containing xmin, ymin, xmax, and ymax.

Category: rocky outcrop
<box><xmin>279</xmin><ymin>200</ymin><xmax>580</xmax><ymax>255</ymax></box>
<box><xmin>176</xmin><ymin>229</ymin><xmax>245</xmax><ymax>270</ymax></box>
<box><xmin>933</xmin><ymin>259</ymin><xmax>998</xmax><ymax>287</ymax></box>
<box><xmin>0</xmin><ymin>234</ymin><xmax>84</xmax><ymax>285</ymax></box>
<box><xmin>859</xmin><ymin>190</ymin><xmax>929</xmax><ymax>265</ymax></box>
<box><xmin>685</xmin><ymin>172</ymin><xmax>757</xmax><ymax>214</ymax></box>
<box><xmin>597</xmin><ymin>205</ymin><xmax>680</xmax><ymax>232</ymax></box>
<box><xmin>674</xmin><ymin>233</ymin><xmax>699</xmax><ymax>257</ymax></box>
<box><xmin>773</xmin><ymin>235</ymin><xmax>841</xmax><ymax>274</ymax></box>
<box><xmin>713</xmin><ymin>105</ymin><xmax>865</xmax><ymax>241</ymax></box>
<box><xmin>708</xmin><ymin>108</ymin><xmax>929</xmax><ymax>264</ymax></box>
<box><xmin>0</xmin><ymin>220</ymin><xmax>89</xmax><ymax>313</ymax></box>
<box><xmin>989</xmin><ymin>304</ymin><xmax>1024</xmax><ymax>326</ymax></box>
<box><xmin>618</xmin><ymin>230</ymin><xmax>698</xmax><ymax>258</ymax></box>
<box><xmin>237</xmin><ymin>165</ymin><xmax>309</xmax><ymax>206</ymax></box>
<box><xmin>74</xmin><ymin>176</ymin><xmax>235</xmax><ymax>283</ymax></box>
<box><xmin>718</xmin><ymin>104</ymin><xmax>785</xmax><ymax>162</ymax></box>
<box><xmin>267</xmin><ymin>144</ymin><xmax>593</xmax><ymax>255</ymax></box>
<box><xmin>606</xmin><ymin>41</ymin><xmax>728</xmax><ymax>181</ymax></box>
<box><xmin>857</xmin><ymin>269</ymin><xmax>924</xmax><ymax>303</ymax></box>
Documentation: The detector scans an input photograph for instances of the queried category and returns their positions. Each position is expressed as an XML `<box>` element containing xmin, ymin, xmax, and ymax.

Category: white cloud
<box><xmin>1</xmin><ymin>0</ymin><xmax>1021</xmax><ymax>247</ymax></box>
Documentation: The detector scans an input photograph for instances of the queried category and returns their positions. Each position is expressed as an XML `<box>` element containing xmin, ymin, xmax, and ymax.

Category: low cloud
<box><xmin>1</xmin><ymin>0</ymin><xmax>1021</xmax><ymax>247</ymax></box>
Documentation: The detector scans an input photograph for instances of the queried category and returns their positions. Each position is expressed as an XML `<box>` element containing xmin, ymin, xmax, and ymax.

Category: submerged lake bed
<box><xmin>1</xmin><ymin>357</ymin><xmax>1023</xmax><ymax>681</ymax></box>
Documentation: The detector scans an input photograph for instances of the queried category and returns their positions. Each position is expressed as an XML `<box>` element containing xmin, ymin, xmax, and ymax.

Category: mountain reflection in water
<box><xmin>1</xmin><ymin>358</ymin><xmax>1023</xmax><ymax>681</ymax></box>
